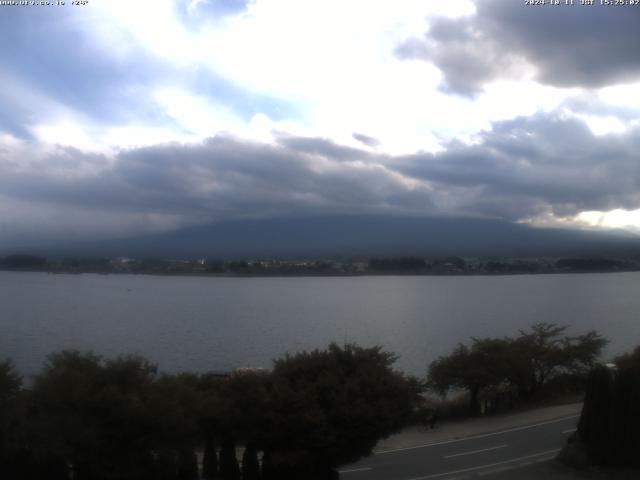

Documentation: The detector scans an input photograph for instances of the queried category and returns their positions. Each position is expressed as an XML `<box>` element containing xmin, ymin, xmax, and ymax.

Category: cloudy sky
<box><xmin>2</xmin><ymin>0</ymin><xmax>640</xmax><ymax>247</ymax></box>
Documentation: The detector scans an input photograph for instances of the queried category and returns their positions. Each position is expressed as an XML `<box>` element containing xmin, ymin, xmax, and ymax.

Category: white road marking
<box><xmin>477</xmin><ymin>465</ymin><xmax>514</xmax><ymax>476</ymax></box>
<box><xmin>338</xmin><ymin>467</ymin><xmax>373</xmax><ymax>474</ymax></box>
<box><xmin>531</xmin><ymin>456</ymin><xmax>555</xmax><ymax>464</ymax></box>
<box><xmin>405</xmin><ymin>448</ymin><xmax>561</xmax><ymax>480</ymax></box>
<box><xmin>562</xmin><ymin>428</ymin><xmax>576</xmax><ymax>434</ymax></box>
<box><xmin>444</xmin><ymin>444</ymin><xmax>508</xmax><ymax>459</ymax></box>
<box><xmin>376</xmin><ymin>415</ymin><xmax>579</xmax><ymax>454</ymax></box>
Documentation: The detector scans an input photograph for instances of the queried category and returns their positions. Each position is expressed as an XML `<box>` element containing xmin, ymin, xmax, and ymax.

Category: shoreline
<box><xmin>2</xmin><ymin>268</ymin><xmax>639</xmax><ymax>278</ymax></box>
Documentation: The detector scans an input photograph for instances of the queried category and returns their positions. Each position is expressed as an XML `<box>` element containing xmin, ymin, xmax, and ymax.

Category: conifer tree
<box><xmin>219</xmin><ymin>433</ymin><xmax>241</xmax><ymax>480</ymax></box>
<box><xmin>241</xmin><ymin>443</ymin><xmax>260</xmax><ymax>480</ymax></box>
<box><xmin>202</xmin><ymin>435</ymin><xmax>218</xmax><ymax>480</ymax></box>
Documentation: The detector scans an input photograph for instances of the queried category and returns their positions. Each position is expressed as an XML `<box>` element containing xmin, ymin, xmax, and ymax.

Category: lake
<box><xmin>1</xmin><ymin>271</ymin><xmax>638</xmax><ymax>378</ymax></box>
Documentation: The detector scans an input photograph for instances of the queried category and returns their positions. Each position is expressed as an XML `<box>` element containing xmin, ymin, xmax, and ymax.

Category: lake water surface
<box><xmin>1</xmin><ymin>271</ymin><xmax>638</xmax><ymax>377</ymax></box>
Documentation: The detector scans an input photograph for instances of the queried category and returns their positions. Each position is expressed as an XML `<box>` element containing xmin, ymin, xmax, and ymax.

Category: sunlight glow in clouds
<box><xmin>89</xmin><ymin>0</ymin><xmax>488</xmax><ymax>153</ymax></box>
<box><xmin>577</xmin><ymin>209</ymin><xmax>640</xmax><ymax>233</ymax></box>
<box><xmin>153</xmin><ymin>87</ymin><xmax>245</xmax><ymax>137</ymax></box>
<box><xmin>32</xmin><ymin>120</ymin><xmax>105</xmax><ymax>153</ymax></box>
<box><xmin>599</xmin><ymin>82</ymin><xmax>640</xmax><ymax>109</ymax></box>
<box><xmin>93</xmin><ymin>0</ymin><xmax>195</xmax><ymax>61</ymax></box>
<box><xmin>578</xmin><ymin>114</ymin><xmax>629</xmax><ymax>136</ymax></box>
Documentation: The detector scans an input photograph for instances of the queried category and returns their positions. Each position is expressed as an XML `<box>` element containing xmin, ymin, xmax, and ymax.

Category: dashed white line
<box><xmin>444</xmin><ymin>444</ymin><xmax>508</xmax><ymax>459</ymax></box>
<box><xmin>477</xmin><ymin>465</ymin><xmax>515</xmax><ymax>476</ymax></box>
<box><xmin>562</xmin><ymin>428</ymin><xmax>576</xmax><ymax>434</ymax></box>
<box><xmin>405</xmin><ymin>448</ymin><xmax>561</xmax><ymax>480</ymax></box>
<box><xmin>338</xmin><ymin>467</ymin><xmax>372</xmax><ymax>474</ymax></box>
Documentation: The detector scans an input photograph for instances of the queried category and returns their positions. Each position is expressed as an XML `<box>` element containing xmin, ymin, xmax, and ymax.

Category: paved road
<box><xmin>339</xmin><ymin>414</ymin><xmax>579</xmax><ymax>480</ymax></box>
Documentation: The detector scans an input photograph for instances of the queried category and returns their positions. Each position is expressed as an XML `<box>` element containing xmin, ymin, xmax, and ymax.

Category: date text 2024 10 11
<box><xmin>524</xmin><ymin>0</ymin><xmax>640</xmax><ymax>5</ymax></box>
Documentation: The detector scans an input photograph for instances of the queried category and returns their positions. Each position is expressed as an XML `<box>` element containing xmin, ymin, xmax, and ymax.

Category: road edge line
<box><xmin>375</xmin><ymin>414</ymin><xmax>579</xmax><ymax>454</ymax></box>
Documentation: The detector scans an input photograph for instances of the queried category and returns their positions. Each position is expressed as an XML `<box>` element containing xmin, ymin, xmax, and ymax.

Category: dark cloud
<box><xmin>395</xmin><ymin>16</ymin><xmax>518</xmax><ymax>97</ymax></box>
<box><xmin>352</xmin><ymin>133</ymin><xmax>380</xmax><ymax>148</ymax></box>
<box><xmin>397</xmin><ymin>1</ymin><xmax>640</xmax><ymax>94</ymax></box>
<box><xmin>0</xmin><ymin>135</ymin><xmax>431</xmax><ymax>243</ymax></box>
<box><xmin>392</xmin><ymin>113</ymin><xmax>640</xmax><ymax>219</ymax></box>
<box><xmin>562</xmin><ymin>95</ymin><xmax>639</xmax><ymax>122</ymax></box>
<box><xmin>279</xmin><ymin>136</ymin><xmax>379</xmax><ymax>162</ymax></box>
<box><xmin>3</xmin><ymin>110</ymin><xmax>640</xmax><ymax>244</ymax></box>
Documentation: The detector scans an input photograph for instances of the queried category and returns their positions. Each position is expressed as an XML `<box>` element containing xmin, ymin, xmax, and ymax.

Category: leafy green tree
<box><xmin>261</xmin><ymin>343</ymin><xmax>417</xmax><ymax>478</ymax></box>
<box><xmin>0</xmin><ymin>359</ymin><xmax>20</xmax><ymax>403</ymax></box>
<box><xmin>155</xmin><ymin>449</ymin><xmax>179</xmax><ymax>480</ymax></box>
<box><xmin>198</xmin><ymin>370</ymin><xmax>270</xmax><ymax>479</ymax></box>
<box><xmin>0</xmin><ymin>359</ymin><xmax>23</xmax><ymax>478</ymax></box>
<box><xmin>428</xmin><ymin>339</ymin><xmax>514</xmax><ymax>414</ymax></box>
<box><xmin>195</xmin><ymin>373</ymin><xmax>240</xmax><ymax>480</ymax></box>
<box><xmin>148</xmin><ymin>373</ymin><xmax>201</xmax><ymax>453</ymax></box>
<box><xmin>176</xmin><ymin>449</ymin><xmax>199</xmax><ymax>480</ymax></box>
<box><xmin>513</xmin><ymin>323</ymin><xmax>607</xmax><ymax>397</ymax></box>
<box><xmin>428</xmin><ymin>324</ymin><xmax>608</xmax><ymax>414</ymax></box>
<box><xmin>146</xmin><ymin>371</ymin><xmax>214</xmax><ymax>479</ymax></box>
<box><xmin>1</xmin><ymin>360</ymin><xmax>70</xmax><ymax>480</ymax></box>
<box><xmin>29</xmin><ymin>351</ymin><xmax>159</xmax><ymax>480</ymax></box>
<box><xmin>219</xmin><ymin>370</ymin><xmax>270</xmax><ymax>446</ymax></box>
<box><xmin>614</xmin><ymin>345</ymin><xmax>640</xmax><ymax>372</ymax></box>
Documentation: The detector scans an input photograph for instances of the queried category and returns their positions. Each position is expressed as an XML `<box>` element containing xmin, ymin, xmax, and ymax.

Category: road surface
<box><xmin>340</xmin><ymin>414</ymin><xmax>579</xmax><ymax>480</ymax></box>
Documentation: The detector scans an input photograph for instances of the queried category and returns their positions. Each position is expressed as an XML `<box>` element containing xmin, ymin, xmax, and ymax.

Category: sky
<box><xmin>1</xmin><ymin>0</ymin><xmax>640</xmax><ymax>247</ymax></box>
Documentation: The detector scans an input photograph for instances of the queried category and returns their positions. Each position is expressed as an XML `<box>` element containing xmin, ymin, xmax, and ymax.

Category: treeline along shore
<box><xmin>2</xmin><ymin>254</ymin><xmax>640</xmax><ymax>276</ymax></box>
<box><xmin>1</xmin><ymin>323</ymin><xmax>639</xmax><ymax>479</ymax></box>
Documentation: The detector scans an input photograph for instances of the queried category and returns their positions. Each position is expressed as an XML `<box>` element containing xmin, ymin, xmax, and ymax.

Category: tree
<box><xmin>148</xmin><ymin>373</ymin><xmax>201</xmax><ymax>452</ymax></box>
<box><xmin>513</xmin><ymin>323</ymin><xmax>607</xmax><ymax>398</ymax></box>
<box><xmin>261</xmin><ymin>343</ymin><xmax>417</xmax><ymax>478</ymax></box>
<box><xmin>197</xmin><ymin>370</ymin><xmax>269</xmax><ymax>480</ymax></box>
<box><xmin>428</xmin><ymin>339</ymin><xmax>514</xmax><ymax>414</ymax></box>
<box><xmin>0</xmin><ymin>359</ymin><xmax>22</xmax><ymax>478</ymax></box>
<box><xmin>427</xmin><ymin>324</ymin><xmax>608</xmax><ymax>414</ymax></box>
<box><xmin>577</xmin><ymin>346</ymin><xmax>640</xmax><ymax>467</ymax></box>
<box><xmin>201</xmin><ymin>434</ymin><xmax>218</xmax><ymax>480</ymax></box>
<box><xmin>1</xmin><ymin>359</ymin><xmax>73</xmax><ymax>480</ymax></box>
<box><xmin>147</xmin><ymin>373</ymin><xmax>204</xmax><ymax>480</ymax></box>
<box><xmin>0</xmin><ymin>360</ymin><xmax>20</xmax><ymax>403</ymax></box>
<box><xmin>614</xmin><ymin>345</ymin><xmax>640</xmax><ymax>373</ymax></box>
<box><xmin>29</xmin><ymin>351</ymin><xmax>160</xmax><ymax>480</ymax></box>
<box><xmin>369</xmin><ymin>257</ymin><xmax>427</xmax><ymax>273</ymax></box>
<box><xmin>1</xmin><ymin>255</ymin><xmax>46</xmax><ymax>269</ymax></box>
<box><xmin>176</xmin><ymin>449</ymin><xmax>199</xmax><ymax>480</ymax></box>
<box><xmin>241</xmin><ymin>442</ymin><xmax>260</xmax><ymax>480</ymax></box>
<box><xmin>219</xmin><ymin>433</ymin><xmax>241</xmax><ymax>480</ymax></box>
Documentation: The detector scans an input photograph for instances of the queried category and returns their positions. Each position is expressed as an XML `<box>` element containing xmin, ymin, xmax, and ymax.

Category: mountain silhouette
<box><xmin>22</xmin><ymin>215</ymin><xmax>640</xmax><ymax>259</ymax></box>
